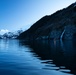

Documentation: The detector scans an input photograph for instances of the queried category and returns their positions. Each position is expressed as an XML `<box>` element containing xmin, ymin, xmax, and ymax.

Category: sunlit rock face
<box><xmin>18</xmin><ymin>2</ymin><xmax>76</xmax><ymax>40</ymax></box>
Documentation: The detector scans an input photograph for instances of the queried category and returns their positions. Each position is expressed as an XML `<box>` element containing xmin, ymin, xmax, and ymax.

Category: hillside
<box><xmin>18</xmin><ymin>2</ymin><xmax>76</xmax><ymax>40</ymax></box>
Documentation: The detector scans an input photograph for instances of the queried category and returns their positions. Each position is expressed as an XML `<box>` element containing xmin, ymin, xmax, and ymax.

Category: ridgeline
<box><xmin>18</xmin><ymin>2</ymin><xmax>76</xmax><ymax>40</ymax></box>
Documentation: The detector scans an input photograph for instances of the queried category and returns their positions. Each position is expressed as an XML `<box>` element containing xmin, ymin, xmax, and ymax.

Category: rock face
<box><xmin>18</xmin><ymin>2</ymin><xmax>76</xmax><ymax>40</ymax></box>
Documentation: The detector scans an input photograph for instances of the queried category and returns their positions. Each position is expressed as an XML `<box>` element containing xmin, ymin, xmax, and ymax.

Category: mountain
<box><xmin>0</xmin><ymin>29</ymin><xmax>23</xmax><ymax>39</ymax></box>
<box><xmin>17</xmin><ymin>2</ymin><xmax>76</xmax><ymax>40</ymax></box>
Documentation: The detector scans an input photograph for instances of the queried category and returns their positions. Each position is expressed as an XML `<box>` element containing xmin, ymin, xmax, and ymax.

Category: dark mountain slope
<box><xmin>18</xmin><ymin>2</ymin><xmax>76</xmax><ymax>40</ymax></box>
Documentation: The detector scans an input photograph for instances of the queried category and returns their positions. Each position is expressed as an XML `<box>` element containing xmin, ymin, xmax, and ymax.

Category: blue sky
<box><xmin>0</xmin><ymin>0</ymin><xmax>76</xmax><ymax>32</ymax></box>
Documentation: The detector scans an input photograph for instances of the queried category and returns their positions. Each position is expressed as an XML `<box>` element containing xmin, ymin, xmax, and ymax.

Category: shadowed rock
<box><xmin>17</xmin><ymin>2</ymin><xmax>76</xmax><ymax>40</ymax></box>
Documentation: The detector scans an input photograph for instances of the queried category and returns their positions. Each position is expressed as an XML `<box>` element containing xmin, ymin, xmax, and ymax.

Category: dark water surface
<box><xmin>0</xmin><ymin>39</ymin><xmax>75</xmax><ymax>75</ymax></box>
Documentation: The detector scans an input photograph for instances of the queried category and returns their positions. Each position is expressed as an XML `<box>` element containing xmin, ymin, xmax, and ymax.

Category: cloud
<box><xmin>0</xmin><ymin>29</ymin><xmax>9</xmax><ymax>35</ymax></box>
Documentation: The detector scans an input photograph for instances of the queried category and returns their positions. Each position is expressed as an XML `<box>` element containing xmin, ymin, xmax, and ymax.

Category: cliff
<box><xmin>17</xmin><ymin>2</ymin><xmax>76</xmax><ymax>40</ymax></box>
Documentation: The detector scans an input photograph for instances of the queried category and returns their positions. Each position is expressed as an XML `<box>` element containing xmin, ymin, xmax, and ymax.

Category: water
<box><xmin>0</xmin><ymin>39</ymin><xmax>75</xmax><ymax>75</ymax></box>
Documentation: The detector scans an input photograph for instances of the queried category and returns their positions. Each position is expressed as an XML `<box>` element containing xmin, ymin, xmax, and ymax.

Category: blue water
<box><xmin>0</xmin><ymin>39</ymin><xmax>75</xmax><ymax>75</ymax></box>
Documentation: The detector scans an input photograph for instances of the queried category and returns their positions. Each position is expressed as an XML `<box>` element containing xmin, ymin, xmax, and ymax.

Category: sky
<box><xmin>0</xmin><ymin>0</ymin><xmax>76</xmax><ymax>33</ymax></box>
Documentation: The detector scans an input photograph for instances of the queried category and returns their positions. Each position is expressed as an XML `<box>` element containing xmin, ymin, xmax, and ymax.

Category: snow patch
<box><xmin>0</xmin><ymin>29</ymin><xmax>9</xmax><ymax>35</ymax></box>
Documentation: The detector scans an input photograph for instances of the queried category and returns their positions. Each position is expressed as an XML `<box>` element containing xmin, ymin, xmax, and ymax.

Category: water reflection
<box><xmin>0</xmin><ymin>39</ymin><xmax>75</xmax><ymax>75</ymax></box>
<box><xmin>19</xmin><ymin>40</ymin><xmax>76</xmax><ymax>75</ymax></box>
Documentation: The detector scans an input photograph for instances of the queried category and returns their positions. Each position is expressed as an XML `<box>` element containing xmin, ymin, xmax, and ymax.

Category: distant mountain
<box><xmin>17</xmin><ymin>2</ymin><xmax>76</xmax><ymax>40</ymax></box>
<box><xmin>0</xmin><ymin>29</ymin><xmax>23</xmax><ymax>39</ymax></box>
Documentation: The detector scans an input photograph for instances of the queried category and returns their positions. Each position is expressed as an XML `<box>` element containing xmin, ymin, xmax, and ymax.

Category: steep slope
<box><xmin>18</xmin><ymin>2</ymin><xmax>76</xmax><ymax>40</ymax></box>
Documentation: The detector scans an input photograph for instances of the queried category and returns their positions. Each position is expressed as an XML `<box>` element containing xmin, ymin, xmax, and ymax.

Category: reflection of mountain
<box><xmin>19</xmin><ymin>40</ymin><xmax>76</xmax><ymax>74</ymax></box>
<box><xmin>18</xmin><ymin>2</ymin><xmax>76</xmax><ymax>40</ymax></box>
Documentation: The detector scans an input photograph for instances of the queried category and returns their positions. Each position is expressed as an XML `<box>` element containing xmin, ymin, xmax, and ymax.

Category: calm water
<box><xmin>0</xmin><ymin>39</ymin><xmax>75</xmax><ymax>75</ymax></box>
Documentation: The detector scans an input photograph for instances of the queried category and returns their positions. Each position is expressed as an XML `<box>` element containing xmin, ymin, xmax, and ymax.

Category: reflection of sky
<box><xmin>0</xmin><ymin>0</ymin><xmax>76</xmax><ymax>31</ymax></box>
